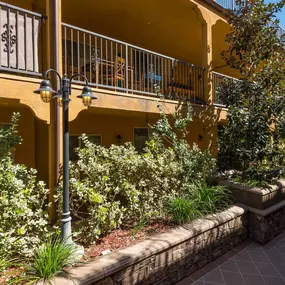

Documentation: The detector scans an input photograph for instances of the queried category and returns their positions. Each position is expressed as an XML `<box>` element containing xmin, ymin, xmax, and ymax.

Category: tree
<box><xmin>218</xmin><ymin>0</ymin><xmax>285</xmax><ymax>181</ymax></box>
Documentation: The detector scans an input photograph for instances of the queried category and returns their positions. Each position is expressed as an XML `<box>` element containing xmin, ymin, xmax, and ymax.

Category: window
<box><xmin>69</xmin><ymin>135</ymin><xmax>102</xmax><ymax>161</ymax></box>
<box><xmin>134</xmin><ymin>128</ymin><xmax>149</xmax><ymax>153</ymax></box>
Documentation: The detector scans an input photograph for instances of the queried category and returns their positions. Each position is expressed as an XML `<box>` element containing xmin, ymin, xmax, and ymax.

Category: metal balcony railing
<box><xmin>0</xmin><ymin>1</ymin><xmax>45</xmax><ymax>76</ymax></box>
<box><xmin>212</xmin><ymin>71</ymin><xmax>238</xmax><ymax>105</ymax></box>
<box><xmin>62</xmin><ymin>23</ymin><xmax>206</xmax><ymax>104</ymax></box>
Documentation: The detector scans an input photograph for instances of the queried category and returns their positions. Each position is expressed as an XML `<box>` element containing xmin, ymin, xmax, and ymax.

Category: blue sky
<box><xmin>265</xmin><ymin>0</ymin><xmax>285</xmax><ymax>27</ymax></box>
<box><xmin>275</xmin><ymin>7</ymin><xmax>285</xmax><ymax>27</ymax></box>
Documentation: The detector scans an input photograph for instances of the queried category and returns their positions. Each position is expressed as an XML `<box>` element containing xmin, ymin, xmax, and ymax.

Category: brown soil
<box><xmin>83</xmin><ymin>220</ymin><xmax>174</xmax><ymax>261</ymax></box>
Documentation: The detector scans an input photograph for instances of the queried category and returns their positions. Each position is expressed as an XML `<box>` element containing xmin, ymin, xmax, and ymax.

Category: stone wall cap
<box><xmin>41</xmin><ymin>206</ymin><xmax>245</xmax><ymax>285</ymax></box>
<box><xmin>218</xmin><ymin>179</ymin><xmax>284</xmax><ymax>195</ymax></box>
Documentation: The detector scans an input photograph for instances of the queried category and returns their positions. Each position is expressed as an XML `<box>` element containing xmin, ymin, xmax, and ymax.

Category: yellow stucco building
<box><xmin>0</xmin><ymin>0</ymin><xmax>243</xmax><ymax>216</ymax></box>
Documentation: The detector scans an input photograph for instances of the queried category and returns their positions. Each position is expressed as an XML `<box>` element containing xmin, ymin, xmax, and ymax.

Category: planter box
<box><xmin>219</xmin><ymin>179</ymin><xmax>285</xmax><ymax>210</ymax></box>
<box><xmin>47</xmin><ymin>206</ymin><xmax>247</xmax><ymax>285</ymax></box>
<box><xmin>219</xmin><ymin>179</ymin><xmax>285</xmax><ymax>244</ymax></box>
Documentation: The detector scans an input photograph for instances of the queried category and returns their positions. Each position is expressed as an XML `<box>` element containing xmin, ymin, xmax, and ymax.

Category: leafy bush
<box><xmin>0</xmin><ymin>156</ymin><xmax>49</xmax><ymax>257</ymax></box>
<box><xmin>26</xmin><ymin>235</ymin><xmax>77</xmax><ymax>284</ymax></box>
<box><xmin>0</xmin><ymin>114</ymin><xmax>50</xmax><ymax>257</ymax></box>
<box><xmin>0</xmin><ymin>156</ymin><xmax>50</xmax><ymax>257</ymax></box>
<box><xmin>151</xmin><ymin>98</ymin><xmax>216</xmax><ymax>185</ymax></box>
<box><xmin>58</xmin><ymin>138</ymin><xmax>181</xmax><ymax>243</ymax></box>
<box><xmin>57</xmin><ymin>98</ymin><xmax>218</xmax><ymax>244</ymax></box>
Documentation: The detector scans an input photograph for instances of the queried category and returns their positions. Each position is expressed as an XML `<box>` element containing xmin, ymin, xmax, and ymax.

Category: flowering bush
<box><xmin>58</xmin><ymin>100</ymin><xmax>217</xmax><ymax>244</ymax></box>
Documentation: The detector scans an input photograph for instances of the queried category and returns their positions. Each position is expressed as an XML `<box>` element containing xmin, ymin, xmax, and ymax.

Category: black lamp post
<box><xmin>34</xmin><ymin>69</ymin><xmax>97</xmax><ymax>243</ymax></box>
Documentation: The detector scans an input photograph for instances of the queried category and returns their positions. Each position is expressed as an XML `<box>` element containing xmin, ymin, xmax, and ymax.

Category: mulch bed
<box><xmin>0</xmin><ymin>220</ymin><xmax>175</xmax><ymax>283</ymax></box>
<box><xmin>0</xmin><ymin>267</ymin><xmax>26</xmax><ymax>285</ymax></box>
<box><xmin>83</xmin><ymin>219</ymin><xmax>174</xmax><ymax>261</ymax></box>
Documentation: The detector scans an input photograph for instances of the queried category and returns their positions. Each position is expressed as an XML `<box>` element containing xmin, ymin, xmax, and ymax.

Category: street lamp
<box><xmin>34</xmin><ymin>69</ymin><xmax>97</xmax><ymax>244</ymax></box>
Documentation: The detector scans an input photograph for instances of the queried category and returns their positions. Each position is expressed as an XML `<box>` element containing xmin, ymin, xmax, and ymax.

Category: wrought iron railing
<box><xmin>0</xmin><ymin>2</ymin><xmax>45</xmax><ymax>76</ymax></box>
<box><xmin>62</xmin><ymin>23</ymin><xmax>205</xmax><ymax>103</ymax></box>
<box><xmin>212</xmin><ymin>71</ymin><xmax>238</xmax><ymax>105</ymax></box>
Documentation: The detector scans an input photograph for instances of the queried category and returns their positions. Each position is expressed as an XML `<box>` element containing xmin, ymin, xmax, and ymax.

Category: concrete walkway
<box><xmin>177</xmin><ymin>231</ymin><xmax>285</xmax><ymax>285</ymax></box>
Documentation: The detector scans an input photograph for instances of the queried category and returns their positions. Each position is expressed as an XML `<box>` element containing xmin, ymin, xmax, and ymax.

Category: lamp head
<box><xmin>53</xmin><ymin>93</ymin><xmax>63</xmax><ymax>107</ymax></box>
<box><xmin>34</xmin><ymin>79</ymin><xmax>57</xmax><ymax>103</ymax></box>
<box><xmin>77</xmin><ymin>85</ymin><xmax>97</xmax><ymax>107</ymax></box>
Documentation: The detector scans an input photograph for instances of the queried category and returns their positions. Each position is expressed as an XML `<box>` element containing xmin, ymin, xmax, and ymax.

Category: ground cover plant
<box><xmin>218</xmin><ymin>0</ymin><xmax>285</xmax><ymax>184</ymax></box>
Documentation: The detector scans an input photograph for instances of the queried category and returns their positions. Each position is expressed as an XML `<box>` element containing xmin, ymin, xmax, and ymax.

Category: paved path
<box><xmin>177</xmin><ymin>231</ymin><xmax>285</xmax><ymax>285</ymax></box>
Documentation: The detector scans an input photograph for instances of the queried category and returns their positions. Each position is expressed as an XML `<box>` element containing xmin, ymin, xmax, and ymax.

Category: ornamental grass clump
<box><xmin>26</xmin><ymin>235</ymin><xmax>77</xmax><ymax>284</ymax></box>
<box><xmin>167</xmin><ymin>183</ymin><xmax>232</xmax><ymax>224</ymax></box>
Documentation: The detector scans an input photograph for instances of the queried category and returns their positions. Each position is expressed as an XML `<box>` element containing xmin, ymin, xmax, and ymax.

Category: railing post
<box><xmin>7</xmin><ymin>8</ymin><xmax>10</xmax><ymax>68</ymax></box>
<box><xmin>125</xmin><ymin>44</ymin><xmax>129</xmax><ymax>93</ymax></box>
<box><xmin>171</xmin><ymin>59</ymin><xmax>175</xmax><ymax>99</ymax></box>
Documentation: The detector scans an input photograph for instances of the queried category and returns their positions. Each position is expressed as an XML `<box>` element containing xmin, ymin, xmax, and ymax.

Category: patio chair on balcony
<box><xmin>102</xmin><ymin>55</ymin><xmax>126</xmax><ymax>88</ymax></box>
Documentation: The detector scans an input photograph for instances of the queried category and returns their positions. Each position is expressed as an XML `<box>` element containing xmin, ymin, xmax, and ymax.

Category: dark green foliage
<box><xmin>0</xmin><ymin>112</ymin><xmax>22</xmax><ymax>159</ymax></box>
<box><xmin>222</xmin><ymin>0</ymin><xmax>285</xmax><ymax>80</ymax></box>
<box><xmin>218</xmin><ymin>0</ymin><xmax>285</xmax><ymax>182</ymax></box>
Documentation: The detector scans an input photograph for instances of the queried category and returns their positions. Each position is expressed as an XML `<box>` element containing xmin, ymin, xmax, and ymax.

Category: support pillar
<box><xmin>46</xmin><ymin>0</ymin><xmax>63</xmax><ymax>223</ymax></box>
<box><xmin>202</xmin><ymin>22</ymin><xmax>213</xmax><ymax>104</ymax></box>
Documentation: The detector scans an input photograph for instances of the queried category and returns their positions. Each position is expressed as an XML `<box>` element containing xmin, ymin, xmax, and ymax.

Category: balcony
<box><xmin>212</xmin><ymin>71</ymin><xmax>238</xmax><ymax>106</ymax></box>
<box><xmin>0</xmin><ymin>1</ymin><xmax>45</xmax><ymax>77</ymax></box>
<box><xmin>62</xmin><ymin>23</ymin><xmax>206</xmax><ymax>104</ymax></box>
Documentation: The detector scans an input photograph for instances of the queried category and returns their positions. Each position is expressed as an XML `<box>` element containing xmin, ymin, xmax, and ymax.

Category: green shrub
<box><xmin>0</xmin><ymin>156</ymin><xmax>50</xmax><ymax>257</ymax></box>
<box><xmin>57</xmin><ymin>99</ymin><xmax>217</xmax><ymax>244</ymax></box>
<box><xmin>167</xmin><ymin>197</ymin><xmax>198</xmax><ymax>223</ymax></box>
<box><xmin>57</xmin><ymin>138</ymin><xmax>182</xmax><ymax>243</ymax></box>
<box><xmin>26</xmin><ymin>235</ymin><xmax>77</xmax><ymax>284</ymax></box>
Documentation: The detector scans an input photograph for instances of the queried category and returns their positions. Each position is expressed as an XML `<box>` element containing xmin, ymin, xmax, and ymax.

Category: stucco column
<box><xmin>46</xmin><ymin>0</ymin><xmax>63</xmax><ymax>223</ymax></box>
<box><xmin>202</xmin><ymin>21</ymin><xmax>213</xmax><ymax>104</ymax></box>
